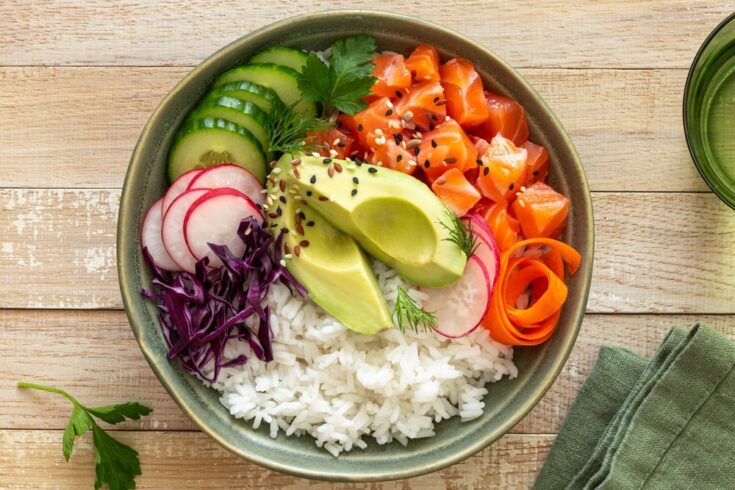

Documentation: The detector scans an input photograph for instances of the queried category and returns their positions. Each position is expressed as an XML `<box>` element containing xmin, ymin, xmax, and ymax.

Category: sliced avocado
<box><xmin>280</xmin><ymin>156</ymin><xmax>467</xmax><ymax>287</ymax></box>
<box><xmin>266</xmin><ymin>157</ymin><xmax>392</xmax><ymax>335</ymax></box>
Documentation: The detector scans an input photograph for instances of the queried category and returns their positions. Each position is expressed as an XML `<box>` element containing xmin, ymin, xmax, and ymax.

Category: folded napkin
<box><xmin>534</xmin><ymin>324</ymin><xmax>735</xmax><ymax>490</ymax></box>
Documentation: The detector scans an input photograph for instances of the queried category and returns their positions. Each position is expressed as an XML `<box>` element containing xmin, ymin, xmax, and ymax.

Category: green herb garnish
<box><xmin>17</xmin><ymin>381</ymin><xmax>152</xmax><ymax>490</ymax></box>
<box><xmin>267</xmin><ymin>100</ymin><xmax>334</xmax><ymax>154</ymax></box>
<box><xmin>393</xmin><ymin>286</ymin><xmax>437</xmax><ymax>333</ymax></box>
<box><xmin>439</xmin><ymin>209</ymin><xmax>479</xmax><ymax>258</ymax></box>
<box><xmin>297</xmin><ymin>35</ymin><xmax>378</xmax><ymax>117</ymax></box>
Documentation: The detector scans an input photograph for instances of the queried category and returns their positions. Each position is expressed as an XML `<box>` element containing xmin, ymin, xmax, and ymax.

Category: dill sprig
<box><xmin>267</xmin><ymin>100</ymin><xmax>333</xmax><ymax>154</ymax></box>
<box><xmin>439</xmin><ymin>209</ymin><xmax>479</xmax><ymax>258</ymax></box>
<box><xmin>393</xmin><ymin>286</ymin><xmax>437</xmax><ymax>333</ymax></box>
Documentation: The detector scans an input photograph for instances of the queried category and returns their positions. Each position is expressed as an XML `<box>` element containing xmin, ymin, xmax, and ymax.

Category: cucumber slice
<box><xmin>189</xmin><ymin>96</ymin><xmax>270</xmax><ymax>151</ymax></box>
<box><xmin>203</xmin><ymin>80</ymin><xmax>280</xmax><ymax>114</ymax></box>
<box><xmin>213</xmin><ymin>63</ymin><xmax>317</xmax><ymax>116</ymax></box>
<box><xmin>249</xmin><ymin>47</ymin><xmax>308</xmax><ymax>73</ymax></box>
<box><xmin>168</xmin><ymin>118</ymin><xmax>267</xmax><ymax>184</ymax></box>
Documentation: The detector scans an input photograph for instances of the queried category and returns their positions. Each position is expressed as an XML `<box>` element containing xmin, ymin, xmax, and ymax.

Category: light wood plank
<box><xmin>4</xmin><ymin>309</ymin><xmax>733</xmax><ymax>434</ymax></box>
<box><xmin>3</xmin><ymin>190</ymin><xmax>734</xmax><ymax>312</ymax></box>
<box><xmin>0</xmin><ymin>1</ymin><xmax>726</xmax><ymax>68</ymax></box>
<box><xmin>0</xmin><ymin>66</ymin><xmax>705</xmax><ymax>191</ymax></box>
<box><xmin>0</xmin><ymin>430</ymin><xmax>551</xmax><ymax>489</ymax></box>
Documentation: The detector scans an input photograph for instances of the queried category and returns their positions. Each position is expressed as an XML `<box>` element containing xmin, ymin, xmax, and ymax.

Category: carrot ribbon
<box><xmin>484</xmin><ymin>238</ymin><xmax>581</xmax><ymax>346</ymax></box>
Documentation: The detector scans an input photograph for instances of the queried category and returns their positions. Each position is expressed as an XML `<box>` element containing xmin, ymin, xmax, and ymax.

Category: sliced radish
<box><xmin>187</xmin><ymin>164</ymin><xmax>264</xmax><ymax>205</ymax></box>
<box><xmin>183</xmin><ymin>188</ymin><xmax>263</xmax><ymax>268</ymax></box>
<box><xmin>422</xmin><ymin>255</ymin><xmax>491</xmax><ymax>338</ymax></box>
<box><xmin>161</xmin><ymin>189</ymin><xmax>209</xmax><ymax>273</ymax></box>
<box><xmin>141</xmin><ymin>198</ymin><xmax>181</xmax><ymax>271</ymax></box>
<box><xmin>463</xmin><ymin>214</ymin><xmax>500</xmax><ymax>286</ymax></box>
<box><xmin>162</xmin><ymin>168</ymin><xmax>204</xmax><ymax>214</ymax></box>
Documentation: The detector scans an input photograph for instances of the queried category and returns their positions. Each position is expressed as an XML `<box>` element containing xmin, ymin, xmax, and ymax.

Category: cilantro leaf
<box><xmin>86</xmin><ymin>402</ymin><xmax>153</xmax><ymax>425</ymax></box>
<box><xmin>17</xmin><ymin>381</ymin><xmax>152</xmax><ymax>490</ymax></box>
<box><xmin>329</xmin><ymin>35</ymin><xmax>376</xmax><ymax>77</ymax></box>
<box><xmin>297</xmin><ymin>35</ymin><xmax>378</xmax><ymax>117</ymax></box>
<box><xmin>92</xmin><ymin>424</ymin><xmax>142</xmax><ymax>490</ymax></box>
<box><xmin>63</xmin><ymin>404</ymin><xmax>93</xmax><ymax>461</ymax></box>
<box><xmin>297</xmin><ymin>53</ymin><xmax>332</xmax><ymax>103</ymax></box>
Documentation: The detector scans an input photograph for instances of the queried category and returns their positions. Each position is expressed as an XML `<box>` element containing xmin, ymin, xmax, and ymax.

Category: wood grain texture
<box><xmin>0</xmin><ymin>66</ymin><xmax>706</xmax><ymax>192</ymax></box>
<box><xmin>0</xmin><ymin>430</ymin><xmax>551</xmax><ymax>489</ymax></box>
<box><xmin>3</xmin><ymin>189</ymin><xmax>734</xmax><ymax>312</ymax></box>
<box><xmin>0</xmin><ymin>1</ymin><xmax>727</xmax><ymax>69</ymax></box>
<box><xmin>4</xmin><ymin>309</ymin><xmax>733</xmax><ymax>434</ymax></box>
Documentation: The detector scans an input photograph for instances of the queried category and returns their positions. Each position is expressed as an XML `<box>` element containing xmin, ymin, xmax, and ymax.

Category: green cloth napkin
<box><xmin>534</xmin><ymin>324</ymin><xmax>735</xmax><ymax>490</ymax></box>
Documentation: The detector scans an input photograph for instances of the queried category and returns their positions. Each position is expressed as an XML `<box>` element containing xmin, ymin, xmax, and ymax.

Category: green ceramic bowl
<box><xmin>118</xmin><ymin>11</ymin><xmax>593</xmax><ymax>482</ymax></box>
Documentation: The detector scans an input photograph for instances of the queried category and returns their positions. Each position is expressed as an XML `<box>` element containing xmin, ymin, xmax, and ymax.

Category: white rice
<box><xmin>203</xmin><ymin>262</ymin><xmax>517</xmax><ymax>456</ymax></box>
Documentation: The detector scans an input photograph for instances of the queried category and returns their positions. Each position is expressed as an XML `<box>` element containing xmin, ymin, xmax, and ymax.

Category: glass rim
<box><xmin>683</xmin><ymin>11</ymin><xmax>735</xmax><ymax>210</ymax></box>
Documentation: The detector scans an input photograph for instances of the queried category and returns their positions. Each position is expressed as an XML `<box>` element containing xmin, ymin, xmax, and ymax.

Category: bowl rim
<box><xmin>118</xmin><ymin>9</ymin><xmax>594</xmax><ymax>481</ymax></box>
<box><xmin>682</xmin><ymin>11</ymin><xmax>735</xmax><ymax>211</ymax></box>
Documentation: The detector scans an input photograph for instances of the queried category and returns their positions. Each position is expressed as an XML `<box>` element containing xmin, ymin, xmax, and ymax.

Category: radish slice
<box><xmin>183</xmin><ymin>188</ymin><xmax>263</xmax><ymax>268</ymax></box>
<box><xmin>422</xmin><ymin>255</ymin><xmax>491</xmax><ymax>338</ymax></box>
<box><xmin>463</xmin><ymin>214</ymin><xmax>500</xmax><ymax>286</ymax></box>
<box><xmin>162</xmin><ymin>168</ymin><xmax>204</xmax><ymax>214</ymax></box>
<box><xmin>187</xmin><ymin>164</ymin><xmax>264</xmax><ymax>205</ymax></box>
<box><xmin>162</xmin><ymin>189</ymin><xmax>209</xmax><ymax>273</ymax></box>
<box><xmin>141</xmin><ymin>198</ymin><xmax>181</xmax><ymax>272</ymax></box>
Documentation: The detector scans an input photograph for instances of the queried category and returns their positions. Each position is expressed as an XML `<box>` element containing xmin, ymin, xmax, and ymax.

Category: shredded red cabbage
<box><xmin>141</xmin><ymin>218</ymin><xmax>306</xmax><ymax>382</ymax></box>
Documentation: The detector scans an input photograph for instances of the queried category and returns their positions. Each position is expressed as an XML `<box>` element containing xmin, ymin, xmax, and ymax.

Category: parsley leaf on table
<box><xmin>17</xmin><ymin>381</ymin><xmax>152</xmax><ymax>490</ymax></box>
<box><xmin>297</xmin><ymin>35</ymin><xmax>377</xmax><ymax>117</ymax></box>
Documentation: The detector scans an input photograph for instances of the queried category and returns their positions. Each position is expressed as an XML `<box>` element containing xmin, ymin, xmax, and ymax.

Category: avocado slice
<box><xmin>266</xmin><ymin>158</ymin><xmax>393</xmax><ymax>335</ymax></box>
<box><xmin>278</xmin><ymin>155</ymin><xmax>467</xmax><ymax>287</ymax></box>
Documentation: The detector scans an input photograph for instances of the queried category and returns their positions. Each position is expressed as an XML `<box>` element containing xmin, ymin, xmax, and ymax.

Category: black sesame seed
<box><xmin>307</xmin><ymin>221</ymin><xmax>315</xmax><ymax>227</ymax></box>
<box><xmin>433</xmin><ymin>96</ymin><xmax>440</xmax><ymax>103</ymax></box>
<box><xmin>483</xmin><ymin>166</ymin><xmax>490</xmax><ymax>176</ymax></box>
<box><xmin>413</xmin><ymin>147</ymin><xmax>420</xmax><ymax>156</ymax></box>
<box><xmin>270</xmin><ymin>223</ymin><xmax>278</xmax><ymax>228</ymax></box>
<box><xmin>281</xmin><ymin>227</ymin><xmax>289</xmax><ymax>234</ymax></box>
<box><xmin>476</xmin><ymin>159</ymin><xmax>483</xmax><ymax>165</ymax></box>
<box><xmin>353</xmin><ymin>176</ymin><xmax>359</xmax><ymax>184</ymax></box>
<box><xmin>395</xmin><ymin>90</ymin><xmax>403</xmax><ymax>98</ymax></box>
<box><xmin>386</xmin><ymin>109</ymin><xmax>394</xmax><ymax>116</ymax></box>
<box><xmin>337</xmin><ymin>142</ymin><xmax>346</xmax><ymax>147</ymax></box>
<box><xmin>394</xmin><ymin>133</ymin><xmax>403</xmax><ymax>145</ymax></box>
<box><xmin>310</xmin><ymin>175</ymin><xmax>316</xmax><ymax>184</ymax></box>
<box><xmin>351</xmin><ymin>189</ymin><xmax>358</xmax><ymax>196</ymax></box>
<box><xmin>533</xmin><ymin>170</ymin><xmax>540</xmax><ymax>176</ymax></box>
<box><xmin>431</xmin><ymin>139</ymin><xmax>437</xmax><ymax>148</ymax></box>
<box><xmin>368</xmin><ymin>167</ymin><xmax>378</xmax><ymax>174</ymax></box>
<box><xmin>298</xmin><ymin>212</ymin><xmax>306</xmax><ymax>220</ymax></box>
<box><xmin>424</xmin><ymin>160</ymin><xmax>430</xmax><ymax>168</ymax></box>
<box><xmin>323</xmin><ymin>158</ymin><xmax>332</xmax><ymax>164</ymax></box>
<box><xmin>279</xmin><ymin>196</ymin><xmax>287</xmax><ymax>204</ymax></box>
<box><xmin>396</xmin><ymin>155</ymin><xmax>403</xmax><ymax>162</ymax></box>
<box><xmin>355</xmin><ymin>159</ymin><xmax>363</xmax><ymax>166</ymax></box>
<box><xmin>429</xmin><ymin>123</ymin><xmax>435</xmax><ymax>131</ymax></box>
<box><xmin>509</xmin><ymin>183</ymin><xmax>515</xmax><ymax>191</ymax></box>
<box><xmin>276</xmin><ymin>207</ymin><xmax>282</xmax><ymax>216</ymax></box>
<box><xmin>306</xmin><ymin>190</ymin><xmax>313</xmax><ymax>197</ymax></box>
<box><xmin>357</xmin><ymin>124</ymin><xmax>363</xmax><ymax>132</ymax></box>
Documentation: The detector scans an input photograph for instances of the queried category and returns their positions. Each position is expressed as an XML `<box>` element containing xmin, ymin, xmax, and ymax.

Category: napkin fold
<box><xmin>534</xmin><ymin>324</ymin><xmax>735</xmax><ymax>490</ymax></box>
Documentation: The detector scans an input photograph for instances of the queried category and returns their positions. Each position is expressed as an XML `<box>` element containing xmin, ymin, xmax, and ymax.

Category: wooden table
<box><xmin>2</xmin><ymin>1</ymin><xmax>735</xmax><ymax>488</ymax></box>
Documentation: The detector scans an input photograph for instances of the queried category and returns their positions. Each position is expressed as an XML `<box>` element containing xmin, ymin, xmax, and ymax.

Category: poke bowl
<box><xmin>118</xmin><ymin>10</ymin><xmax>593</xmax><ymax>482</ymax></box>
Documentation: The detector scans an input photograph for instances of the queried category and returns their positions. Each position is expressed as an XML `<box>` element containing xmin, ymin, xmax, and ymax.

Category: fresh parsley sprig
<box><xmin>17</xmin><ymin>381</ymin><xmax>152</xmax><ymax>490</ymax></box>
<box><xmin>393</xmin><ymin>286</ymin><xmax>437</xmax><ymax>333</ymax></box>
<box><xmin>267</xmin><ymin>100</ymin><xmax>333</xmax><ymax>155</ymax></box>
<box><xmin>439</xmin><ymin>209</ymin><xmax>479</xmax><ymax>258</ymax></box>
<box><xmin>297</xmin><ymin>35</ymin><xmax>378</xmax><ymax>117</ymax></box>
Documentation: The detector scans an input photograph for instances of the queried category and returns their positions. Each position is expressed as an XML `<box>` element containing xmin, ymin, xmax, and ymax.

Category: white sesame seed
<box><xmin>244</xmin><ymin>227</ymin><xmax>252</xmax><ymax>236</ymax></box>
<box><xmin>260</xmin><ymin>188</ymin><xmax>268</xmax><ymax>194</ymax></box>
<box><xmin>329</xmin><ymin>149</ymin><xmax>339</xmax><ymax>157</ymax></box>
<box><xmin>375</xmin><ymin>128</ymin><xmax>384</xmax><ymax>136</ymax></box>
<box><xmin>386</xmin><ymin>100</ymin><xmax>394</xmax><ymax>109</ymax></box>
<box><xmin>445</xmin><ymin>115</ymin><xmax>450</xmax><ymax>121</ymax></box>
<box><xmin>284</xmin><ymin>254</ymin><xmax>293</xmax><ymax>259</ymax></box>
<box><xmin>408</xmin><ymin>160</ymin><xmax>417</xmax><ymax>166</ymax></box>
<box><xmin>266</xmin><ymin>196</ymin><xmax>274</xmax><ymax>206</ymax></box>
<box><xmin>271</xmin><ymin>167</ymin><xmax>282</xmax><ymax>174</ymax></box>
<box><xmin>311</xmin><ymin>152</ymin><xmax>321</xmax><ymax>158</ymax></box>
<box><xmin>423</xmin><ymin>74</ymin><xmax>431</xmax><ymax>80</ymax></box>
<box><xmin>280</xmin><ymin>259</ymin><xmax>287</xmax><ymax>267</ymax></box>
<box><xmin>518</xmin><ymin>201</ymin><xmax>526</xmax><ymax>208</ymax></box>
<box><xmin>376</xmin><ymin>161</ymin><xmax>383</xmax><ymax>167</ymax></box>
<box><xmin>332</xmin><ymin>138</ymin><xmax>341</xmax><ymax>146</ymax></box>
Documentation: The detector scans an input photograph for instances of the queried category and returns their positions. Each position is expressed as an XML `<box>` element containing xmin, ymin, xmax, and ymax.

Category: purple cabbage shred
<box><xmin>141</xmin><ymin>217</ymin><xmax>306</xmax><ymax>383</ymax></box>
